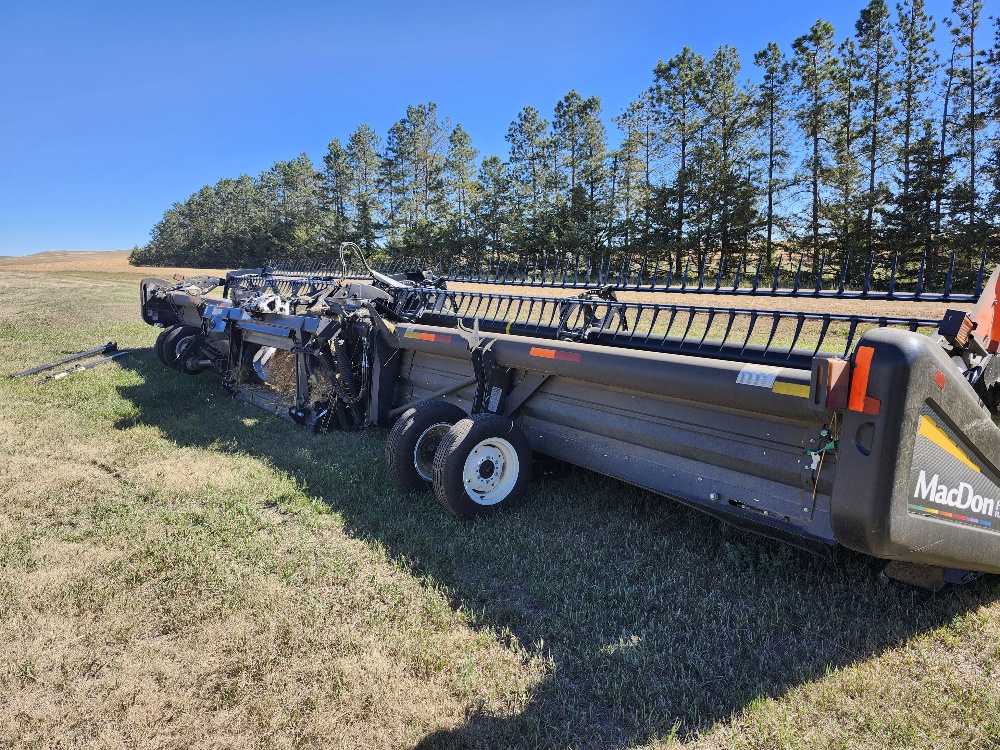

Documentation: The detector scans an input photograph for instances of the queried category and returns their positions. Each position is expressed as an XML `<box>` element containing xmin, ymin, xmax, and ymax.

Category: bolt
<box><xmin>710</xmin><ymin>492</ymin><xmax>720</xmax><ymax>501</ymax></box>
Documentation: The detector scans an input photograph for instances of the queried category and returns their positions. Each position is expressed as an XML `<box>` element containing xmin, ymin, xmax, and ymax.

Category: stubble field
<box><xmin>0</xmin><ymin>251</ymin><xmax>998</xmax><ymax>749</ymax></box>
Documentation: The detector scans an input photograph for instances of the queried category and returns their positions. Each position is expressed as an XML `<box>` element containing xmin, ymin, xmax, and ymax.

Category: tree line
<box><xmin>131</xmin><ymin>0</ymin><xmax>1000</xmax><ymax>288</ymax></box>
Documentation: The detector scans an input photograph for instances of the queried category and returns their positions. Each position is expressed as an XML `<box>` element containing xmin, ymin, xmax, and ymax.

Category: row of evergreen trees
<box><xmin>131</xmin><ymin>0</ymin><xmax>1000</xmax><ymax>282</ymax></box>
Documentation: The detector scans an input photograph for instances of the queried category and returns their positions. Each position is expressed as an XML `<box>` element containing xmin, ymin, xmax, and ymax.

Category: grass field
<box><xmin>1</xmin><ymin>255</ymin><xmax>999</xmax><ymax>748</ymax></box>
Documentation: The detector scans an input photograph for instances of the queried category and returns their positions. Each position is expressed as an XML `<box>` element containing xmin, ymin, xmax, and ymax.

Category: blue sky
<box><xmin>0</xmin><ymin>0</ymin><xmax>959</xmax><ymax>255</ymax></box>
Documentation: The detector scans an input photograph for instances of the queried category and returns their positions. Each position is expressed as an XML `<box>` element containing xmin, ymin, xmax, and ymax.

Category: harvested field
<box><xmin>0</xmin><ymin>250</ymin><xmax>227</xmax><ymax>279</ymax></box>
<box><xmin>0</xmin><ymin>254</ymin><xmax>998</xmax><ymax>749</ymax></box>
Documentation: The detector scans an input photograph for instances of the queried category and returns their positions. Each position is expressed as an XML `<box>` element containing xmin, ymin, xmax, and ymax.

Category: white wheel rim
<box><xmin>414</xmin><ymin>422</ymin><xmax>452</xmax><ymax>481</ymax></box>
<box><xmin>174</xmin><ymin>335</ymin><xmax>196</xmax><ymax>360</ymax></box>
<box><xmin>462</xmin><ymin>437</ymin><xmax>519</xmax><ymax>505</ymax></box>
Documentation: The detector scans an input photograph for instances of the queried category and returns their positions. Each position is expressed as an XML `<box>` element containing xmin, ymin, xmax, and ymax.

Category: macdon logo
<box><xmin>913</xmin><ymin>471</ymin><xmax>1000</xmax><ymax>517</ymax></box>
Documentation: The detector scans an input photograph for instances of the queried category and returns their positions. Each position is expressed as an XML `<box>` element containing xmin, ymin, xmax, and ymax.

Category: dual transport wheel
<box><xmin>385</xmin><ymin>400</ymin><xmax>532</xmax><ymax>518</ymax></box>
<box><xmin>155</xmin><ymin>325</ymin><xmax>201</xmax><ymax>370</ymax></box>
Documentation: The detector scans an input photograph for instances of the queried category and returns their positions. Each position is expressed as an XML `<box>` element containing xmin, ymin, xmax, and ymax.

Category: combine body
<box><xmin>139</xmin><ymin>245</ymin><xmax>1000</xmax><ymax>580</ymax></box>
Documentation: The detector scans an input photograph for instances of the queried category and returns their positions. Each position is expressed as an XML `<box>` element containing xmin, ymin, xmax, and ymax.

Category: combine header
<box><xmin>139</xmin><ymin>244</ymin><xmax>1000</xmax><ymax>585</ymax></box>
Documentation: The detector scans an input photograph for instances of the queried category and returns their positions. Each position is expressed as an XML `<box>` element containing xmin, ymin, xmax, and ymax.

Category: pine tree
<box><xmin>826</xmin><ymin>38</ymin><xmax>863</xmax><ymax>263</ymax></box>
<box><xmin>697</xmin><ymin>45</ymin><xmax>759</xmax><ymax>260</ymax></box>
<box><xmin>551</xmin><ymin>91</ymin><xmax>607</xmax><ymax>254</ymax></box>
<box><xmin>653</xmin><ymin>47</ymin><xmax>706</xmax><ymax>272</ymax></box>
<box><xmin>444</xmin><ymin>124</ymin><xmax>480</xmax><ymax>246</ymax></box>
<box><xmin>379</xmin><ymin>121</ymin><xmax>409</xmax><ymax>247</ymax></box>
<box><xmin>792</xmin><ymin>20</ymin><xmax>839</xmax><ymax>264</ymax></box>
<box><xmin>473</xmin><ymin>156</ymin><xmax>515</xmax><ymax>262</ymax></box>
<box><xmin>894</xmin><ymin>0</ymin><xmax>938</xmax><ymax>208</ymax></box>
<box><xmin>855</xmin><ymin>0</ymin><xmax>898</xmax><ymax>247</ymax></box>
<box><xmin>319</xmin><ymin>138</ymin><xmax>353</xmax><ymax>252</ymax></box>
<box><xmin>754</xmin><ymin>42</ymin><xmax>792</xmax><ymax>264</ymax></box>
<box><xmin>885</xmin><ymin>0</ymin><xmax>938</xmax><ymax>267</ymax></box>
<box><xmin>346</xmin><ymin>124</ymin><xmax>382</xmax><ymax>251</ymax></box>
<box><xmin>946</xmin><ymin>0</ymin><xmax>991</xmax><ymax>256</ymax></box>
<box><xmin>613</xmin><ymin>98</ymin><xmax>656</xmax><ymax>253</ymax></box>
<box><xmin>505</xmin><ymin>106</ymin><xmax>551</xmax><ymax>248</ymax></box>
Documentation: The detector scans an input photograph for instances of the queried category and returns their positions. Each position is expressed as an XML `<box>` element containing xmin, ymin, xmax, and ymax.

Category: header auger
<box><xmin>140</xmin><ymin>243</ymin><xmax>1000</xmax><ymax>588</ymax></box>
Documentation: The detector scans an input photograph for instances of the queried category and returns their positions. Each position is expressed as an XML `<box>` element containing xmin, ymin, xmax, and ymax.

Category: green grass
<box><xmin>0</xmin><ymin>269</ymin><xmax>998</xmax><ymax>749</ymax></box>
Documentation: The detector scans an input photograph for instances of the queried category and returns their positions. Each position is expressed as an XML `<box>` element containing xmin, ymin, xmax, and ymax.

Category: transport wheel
<box><xmin>432</xmin><ymin>414</ymin><xmax>532</xmax><ymax>517</ymax></box>
<box><xmin>385</xmin><ymin>400</ymin><xmax>467</xmax><ymax>490</ymax></box>
<box><xmin>160</xmin><ymin>325</ymin><xmax>201</xmax><ymax>369</ymax></box>
<box><xmin>154</xmin><ymin>326</ymin><xmax>176</xmax><ymax>367</ymax></box>
<box><xmin>176</xmin><ymin>334</ymin><xmax>207</xmax><ymax>375</ymax></box>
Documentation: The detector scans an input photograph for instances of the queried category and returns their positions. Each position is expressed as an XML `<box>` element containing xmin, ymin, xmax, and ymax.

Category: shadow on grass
<box><xmin>116</xmin><ymin>350</ymin><xmax>1000</xmax><ymax>748</ymax></box>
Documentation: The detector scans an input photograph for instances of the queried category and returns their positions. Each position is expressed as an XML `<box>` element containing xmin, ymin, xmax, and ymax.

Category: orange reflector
<box><xmin>934</xmin><ymin>370</ymin><xmax>946</xmax><ymax>390</ymax></box>
<box><xmin>849</xmin><ymin>346</ymin><xmax>875</xmax><ymax>413</ymax></box>
<box><xmin>403</xmin><ymin>331</ymin><xmax>452</xmax><ymax>343</ymax></box>
<box><xmin>529</xmin><ymin>346</ymin><xmax>582</xmax><ymax>362</ymax></box>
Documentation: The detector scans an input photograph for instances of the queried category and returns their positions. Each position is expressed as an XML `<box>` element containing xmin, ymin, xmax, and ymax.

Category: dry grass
<box><xmin>0</xmin><ymin>249</ymin><xmax>227</xmax><ymax>279</ymax></box>
<box><xmin>0</xmin><ymin>260</ymin><xmax>998</xmax><ymax>749</ymax></box>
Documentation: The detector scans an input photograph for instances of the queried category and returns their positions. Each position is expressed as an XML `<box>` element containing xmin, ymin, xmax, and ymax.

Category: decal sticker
<box><xmin>736</xmin><ymin>364</ymin><xmax>782</xmax><ymax>388</ymax></box>
<box><xmin>772</xmin><ymin>380</ymin><xmax>810</xmax><ymax>398</ymax></box>
<box><xmin>908</xmin><ymin>406</ymin><xmax>1000</xmax><ymax>532</ymax></box>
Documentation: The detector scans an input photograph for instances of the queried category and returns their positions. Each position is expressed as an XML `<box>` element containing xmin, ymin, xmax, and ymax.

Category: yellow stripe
<box><xmin>403</xmin><ymin>330</ymin><xmax>421</xmax><ymax>340</ymax></box>
<box><xmin>918</xmin><ymin>415</ymin><xmax>980</xmax><ymax>473</ymax></box>
<box><xmin>772</xmin><ymin>381</ymin><xmax>810</xmax><ymax>398</ymax></box>
<box><xmin>506</xmin><ymin>320</ymin><xmax>513</xmax><ymax>335</ymax></box>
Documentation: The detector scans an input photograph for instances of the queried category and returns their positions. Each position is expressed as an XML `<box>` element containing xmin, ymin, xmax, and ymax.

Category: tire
<box><xmin>160</xmin><ymin>325</ymin><xmax>201</xmax><ymax>369</ymax></box>
<box><xmin>154</xmin><ymin>326</ymin><xmax>176</xmax><ymax>367</ymax></box>
<box><xmin>432</xmin><ymin>414</ymin><xmax>532</xmax><ymax>518</ymax></box>
<box><xmin>176</xmin><ymin>334</ymin><xmax>207</xmax><ymax>375</ymax></box>
<box><xmin>385</xmin><ymin>400</ymin><xmax>467</xmax><ymax>490</ymax></box>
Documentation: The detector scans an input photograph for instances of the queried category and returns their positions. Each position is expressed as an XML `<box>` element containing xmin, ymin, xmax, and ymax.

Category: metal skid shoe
<box><xmin>880</xmin><ymin>561</ymin><xmax>986</xmax><ymax>592</ymax></box>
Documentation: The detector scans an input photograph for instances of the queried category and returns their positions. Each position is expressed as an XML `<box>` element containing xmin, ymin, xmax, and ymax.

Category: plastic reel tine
<box><xmin>679</xmin><ymin>307</ymin><xmax>698</xmax><ymax>345</ymax></box>
<box><xmin>643</xmin><ymin>306</ymin><xmax>662</xmax><ymax>343</ymax></box>
<box><xmin>813</xmin><ymin>315</ymin><xmax>832</xmax><ymax>355</ymax></box>
<box><xmin>787</xmin><ymin>313</ymin><xmax>806</xmax><ymax>356</ymax></box>
<box><xmin>843</xmin><ymin>319</ymin><xmax>860</xmax><ymax>357</ymax></box>
<box><xmin>888</xmin><ymin>250</ymin><xmax>899</xmax><ymax>298</ymax></box>
<box><xmin>792</xmin><ymin>256</ymin><xmax>803</xmax><ymax>294</ymax></box>
<box><xmin>815</xmin><ymin>252</ymin><xmax>826</xmax><ymax>293</ymax></box>
<box><xmin>916</xmin><ymin>248</ymin><xmax>927</xmax><ymax>297</ymax></box>
<box><xmin>862</xmin><ymin>251</ymin><xmax>875</xmax><ymax>296</ymax></box>
<box><xmin>734</xmin><ymin>253</ymin><xmax>744</xmax><ymax>291</ymax></box>
<box><xmin>752</xmin><ymin>254</ymin><xmax>762</xmax><ymax>293</ymax></box>
<box><xmin>697</xmin><ymin>255</ymin><xmax>706</xmax><ymax>291</ymax></box>
<box><xmin>719</xmin><ymin>309</ymin><xmax>738</xmax><ymax>351</ymax></box>
<box><xmin>763</xmin><ymin>311</ymin><xmax>781</xmax><ymax>354</ymax></box>
<box><xmin>741</xmin><ymin>311</ymin><xmax>759</xmax><ymax>353</ymax></box>
<box><xmin>772</xmin><ymin>254</ymin><xmax>783</xmax><ymax>293</ymax></box>
<box><xmin>944</xmin><ymin>249</ymin><xmax>956</xmax><ymax>299</ymax></box>
<box><xmin>681</xmin><ymin>256</ymin><xmax>690</xmax><ymax>290</ymax></box>
<box><xmin>838</xmin><ymin>250</ymin><xmax>850</xmax><ymax>295</ymax></box>
<box><xmin>975</xmin><ymin>248</ymin><xmax>988</xmax><ymax>298</ymax></box>
<box><xmin>650</xmin><ymin>256</ymin><xmax>661</xmax><ymax>289</ymax></box>
<box><xmin>698</xmin><ymin>308</ymin><xmax>717</xmax><ymax>348</ymax></box>
<box><xmin>715</xmin><ymin>256</ymin><xmax>725</xmax><ymax>292</ymax></box>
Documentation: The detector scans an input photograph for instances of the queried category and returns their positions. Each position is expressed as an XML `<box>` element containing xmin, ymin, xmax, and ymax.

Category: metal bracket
<box><xmin>504</xmin><ymin>372</ymin><xmax>549</xmax><ymax>417</ymax></box>
<box><xmin>471</xmin><ymin>340</ymin><xmax>511</xmax><ymax>415</ymax></box>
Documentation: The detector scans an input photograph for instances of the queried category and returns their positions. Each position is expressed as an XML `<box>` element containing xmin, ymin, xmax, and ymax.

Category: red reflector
<box><xmin>934</xmin><ymin>370</ymin><xmax>946</xmax><ymax>389</ymax></box>
<box><xmin>863</xmin><ymin>396</ymin><xmax>881</xmax><ymax>415</ymax></box>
